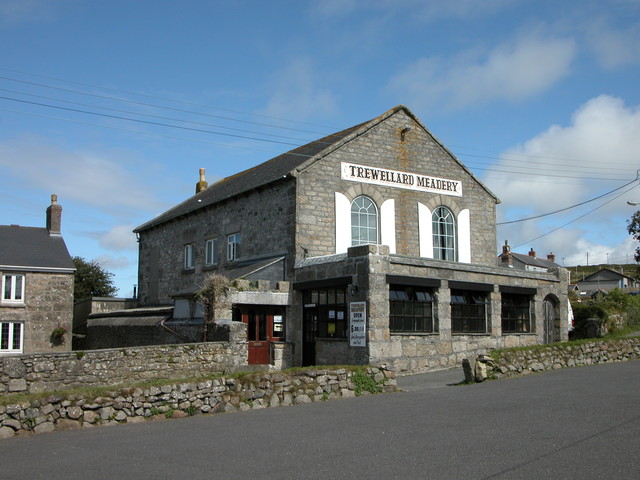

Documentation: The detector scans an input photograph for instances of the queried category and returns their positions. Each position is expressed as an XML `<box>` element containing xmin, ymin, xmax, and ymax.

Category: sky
<box><xmin>1</xmin><ymin>0</ymin><xmax>639</xmax><ymax>297</ymax></box>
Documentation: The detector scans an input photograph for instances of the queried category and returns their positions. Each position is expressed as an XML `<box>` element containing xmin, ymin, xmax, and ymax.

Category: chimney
<box><xmin>528</xmin><ymin>248</ymin><xmax>536</xmax><ymax>258</ymax></box>
<box><xmin>195</xmin><ymin>168</ymin><xmax>208</xmax><ymax>194</ymax></box>
<box><xmin>501</xmin><ymin>240</ymin><xmax>512</xmax><ymax>266</ymax></box>
<box><xmin>547</xmin><ymin>252</ymin><xmax>556</xmax><ymax>263</ymax></box>
<box><xmin>46</xmin><ymin>194</ymin><xmax>62</xmax><ymax>235</ymax></box>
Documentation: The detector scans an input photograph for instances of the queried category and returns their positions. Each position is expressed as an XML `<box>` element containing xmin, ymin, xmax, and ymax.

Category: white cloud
<box><xmin>259</xmin><ymin>59</ymin><xmax>339</xmax><ymax>122</ymax></box>
<box><xmin>388</xmin><ymin>32</ymin><xmax>575</xmax><ymax>111</ymax></box>
<box><xmin>94</xmin><ymin>254</ymin><xmax>132</xmax><ymax>271</ymax></box>
<box><xmin>586</xmin><ymin>19</ymin><xmax>640</xmax><ymax>68</ymax></box>
<box><xmin>0</xmin><ymin>138</ymin><xmax>163</xmax><ymax>217</ymax></box>
<box><xmin>99</xmin><ymin>224</ymin><xmax>138</xmax><ymax>251</ymax></box>
<box><xmin>489</xmin><ymin>95</ymin><xmax>640</xmax><ymax>263</ymax></box>
<box><xmin>488</xmin><ymin>95</ymin><xmax>640</xmax><ymax>212</ymax></box>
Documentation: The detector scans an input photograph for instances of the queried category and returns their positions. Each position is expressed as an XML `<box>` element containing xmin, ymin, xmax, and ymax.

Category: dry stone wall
<box><xmin>0</xmin><ymin>367</ymin><xmax>396</xmax><ymax>439</ymax></box>
<box><xmin>471</xmin><ymin>338</ymin><xmax>640</xmax><ymax>381</ymax></box>
<box><xmin>0</xmin><ymin>335</ymin><xmax>247</xmax><ymax>395</ymax></box>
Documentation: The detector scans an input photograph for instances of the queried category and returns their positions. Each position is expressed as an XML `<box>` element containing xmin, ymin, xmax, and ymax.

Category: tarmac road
<box><xmin>1</xmin><ymin>361</ymin><xmax>639</xmax><ymax>479</ymax></box>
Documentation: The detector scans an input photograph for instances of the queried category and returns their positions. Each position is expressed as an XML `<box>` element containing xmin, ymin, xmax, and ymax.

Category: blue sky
<box><xmin>1</xmin><ymin>0</ymin><xmax>639</xmax><ymax>296</ymax></box>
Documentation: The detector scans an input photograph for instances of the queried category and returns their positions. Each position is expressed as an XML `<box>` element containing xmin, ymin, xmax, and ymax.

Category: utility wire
<box><xmin>0</xmin><ymin>66</ymin><xmax>338</xmax><ymax>130</ymax></box>
<box><xmin>511</xmin><ymin>183</ymin><xmax>640</xmax><ymax>249</ymax></box>
<box><xmin>497</xmin><ymin>174</ymin><xmax>640</xmax><ymax>225</ymax></box>
<box><xmin>0</xmin><ymin>74</ymin><xmax>330</xmax><ymax>135</ymax></box>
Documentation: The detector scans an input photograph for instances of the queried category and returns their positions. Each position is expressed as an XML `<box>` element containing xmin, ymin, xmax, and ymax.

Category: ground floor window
<box><xmin>501</xmin><ymin>293</ymin><xmax>532</xmax><ymax>333</ymax></box>
<box><xmin>0</xmin><ymin>322</ymin><xmax>23</xmax><ymax>353</ymax></box>
<box><xmin>389</xmin><ymin>285</ymin><xmax>437</xmax><ymax>333</ymax></box>
<box><xmin>303</xmin><ymin>287</ymin><xmax>347</xmax><ymax>338</ymax></box>
<box><xmin>451</xmin><ymin>290</ymin><xmax>488</xmax><ymax>333</ymax></box>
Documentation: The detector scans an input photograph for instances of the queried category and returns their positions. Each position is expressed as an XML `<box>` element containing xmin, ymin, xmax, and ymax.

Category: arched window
<box><xmin>351</xmin><ymin>196</ymin><xmax>378</xmax><ymax>246</ymax></box>
<box><xmin>432</xmin><ymin>206</ymin><xmax>456</xmax><ymax>261</ymax></box>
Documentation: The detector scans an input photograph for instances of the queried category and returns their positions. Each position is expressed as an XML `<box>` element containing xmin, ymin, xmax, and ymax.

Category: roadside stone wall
<box><xmin>0</xmin><ymin>366</ymin><xmax>396</xmax><ymax>439</ymax></box>
<box><xmin>470</xmin><ymin>338</ymin><xmax>640</xmax><ymax>381</ymax></box>
<box><xmin>0</xmin><ymin>327</ymin><xmax>247</xmax><ymax>395</ymax></box>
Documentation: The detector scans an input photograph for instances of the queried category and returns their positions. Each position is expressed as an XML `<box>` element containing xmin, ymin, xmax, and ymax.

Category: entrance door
<box><xmin>302</xmin><ymin>309</ymin><xmax>317</xmax><ymax>367</ymax></box>
<box><xmin>241</xmin><ymin>307</ymin><xmax>286</xmax><ymax>365</ymax></box>
<box><xmin>543</xmin><ymin>297</ymin><xmax>558</xmax><ymax>344</ymax></box>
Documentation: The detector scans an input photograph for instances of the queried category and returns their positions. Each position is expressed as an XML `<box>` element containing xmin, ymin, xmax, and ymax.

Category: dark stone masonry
<box><xmin>0</xmin><ymin>366</ymin><xmax>396</xmax><ymax>439</ymax></box>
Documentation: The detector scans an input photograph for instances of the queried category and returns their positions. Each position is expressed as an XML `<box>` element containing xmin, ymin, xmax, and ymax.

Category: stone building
<box><xmin>498</xmin><ymin>242</ymin><xmax>562</xmax><ymax>272</ymax></box>
<box><xmin>132</xmin><ymin>105</ymin><xmax>569</xmax><ymax>374</ymax></box>
<box><xmin>0</xmin><ymin>195</ymin><xmax>75</xmax><ymax>354</ymax></box>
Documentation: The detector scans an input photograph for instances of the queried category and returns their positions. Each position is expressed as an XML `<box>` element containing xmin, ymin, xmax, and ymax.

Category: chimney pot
<box><xmin>547</xmin><ymin>252</ymin><xmax>556</xmax><ymax>263</ymax></box>
<box><xmin>196</xmin><ymin>168</ymin><xmax>208</xmax><ymax>194</ymax></box>
<box><xmin>46</xmin><ymin>194</ymin><xmax>62</xmax><ymax>235</ymax></box>
<box><xmin>528</xmin><ymin>248</ymin><xmax>536</xmax><ymax>257</ymax></box>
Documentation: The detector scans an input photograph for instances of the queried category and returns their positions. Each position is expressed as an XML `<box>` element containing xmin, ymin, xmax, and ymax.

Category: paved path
<box><xmin>1</xmin><ymin>361</ymin><xmax>639</xmax><ymax>479</ymax></box>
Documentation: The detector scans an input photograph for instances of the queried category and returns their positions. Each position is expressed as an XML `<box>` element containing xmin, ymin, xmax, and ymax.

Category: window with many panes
<box><xmin>389</xmin><ymin>285</ymin><xmax>437</xmax><ymax>333</ymax></box>
<box><xmin>227</xmin><ymin>233</ymin><xmax>241</xmax><ymax>261</ymax></box>
<box><xmin>501</xmin><ymin>293</ymin><xmax>532</xmax><ymax>333</ymax></box>
<box><xmin>184</xmin><ymin>244</ymin><xmax>195</xmax><ymax>269</ymax></box>
<box><xmin>451</xmin><ymin>289</ymin><xmax>489</xmax><ymax>333</ymax></box>
<box><xmin>351</xmin><ymin>196</ymin><xmax>378</xmax><ymax>246</ymax></box>
<box><xmin>303</xmin><ymin>287</ymin><xmax>347</xmax><ymax>338</ymax></box>
<box><xmin>0</xmin><ymin>322</ymin><xmax>23</xmax><ymax>353</ymax></box>
<box><xmin>432</xmin><ymin>206</ymin><xmax>456</xmax><ymax>261</ymax></box>
<box><xmin>205</xmin><ymin>238</ymin><xmax>218</xmax><ymax>266</ymax></box>
<box><xmin>2</xmin><ymin>274</ymin><xmax>25</xmax><ymax>303</ymax></box>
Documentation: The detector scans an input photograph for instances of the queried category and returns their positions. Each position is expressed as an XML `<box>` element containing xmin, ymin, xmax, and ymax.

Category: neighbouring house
<box><xmin>576</xmin><ymin>268</ymin><xmax>639</xmax><ymax>295</ymax></box>
<box><xmin>498</xmin><ymin>242</ymin><xmax>561</xmax><ymax>272</ymax></box>
<box><xmin>0</xmin><ymin>195</ymin><xmax>75</xmax><ymax>354</ymax></box>
<box><xmin>93</xmin><ymin>105</ymin><xmax>568</xmax><ymax>374</ymax></box>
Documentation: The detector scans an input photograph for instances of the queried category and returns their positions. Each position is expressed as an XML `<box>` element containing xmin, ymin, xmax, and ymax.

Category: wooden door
<box><xmin>242</xmin><ymin>307</ymin><xmax>286</xmax><ymax>365</ymax></box>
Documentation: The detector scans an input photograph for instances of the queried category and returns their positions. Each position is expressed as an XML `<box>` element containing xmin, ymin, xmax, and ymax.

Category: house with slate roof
<box><xmin>0</xmin><ymin>195</ymin><xmax>75</xmax><ymax>354</ymax></box>
<box><xmin>498</xmin><ymin>242</ymin><xmax>562</xmax><ymax>272</ymax></box>
<box><xmin>124</xmin><ymin>105</ymin><xmax>569</xmax><ymax>373</ymax></box>
<box><xmin>576</xmin><ymin>268</ymin><xmax>639</xmax><ymax>295</ymax></box>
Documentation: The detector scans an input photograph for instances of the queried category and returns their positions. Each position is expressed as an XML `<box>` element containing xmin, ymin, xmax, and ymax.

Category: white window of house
<box><xmin>227</xmin><ymin>233</ymin><xmax>241</xmax><ymax>261</ymax></box>
<box><xmin>184</xmin><ymin>244</ymin><xmax>195</xmax><ymax>269</ymax></box>
<box><xmin>0</xmin><ymin>322</ymin><xmax>23</xmax><ymax>353</ymax></box>
<box><xmin>205</xmin><ymin>238</ymin><xmax>218</xmax><ymax>266</ymax></box>
<box><xmin>432</xmin><ymin>206</ymin><xmax>456</xmax><ymax>261</ymax></box>
<box><xmin>351</xmin><ymin>196</ymin><xmax>378</xmax><ymax>246</ymax></box>
<box><xmin>2</xmin><ymin>274</ymin><xmax>25</xmax><ymax>303</ymax></box>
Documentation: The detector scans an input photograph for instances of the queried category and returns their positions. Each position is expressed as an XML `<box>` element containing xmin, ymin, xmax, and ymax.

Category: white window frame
<box><xmin>227</xmin><ymin>233</ymin><xmax>241</xmax><ymax>261</ymax></box>
<box><xmin>205</xmin><ymin>238</ymin><xmax>218</xmax><ymax>266</ymax></box>
<box><xmin>0</xmin><ymin>322</ymin><xmax>23</xmax><ymax>353</ymax></box>
<box><xmin>350</xmin><ymin>195</ymin><xmax>379</xmax><ymax>246</ymax></box>
<box><xmin>432</xmin><ymin>206</ymin><xmax>457</xmax><ymax>261</ymax></box>
<box><xmin>184</xmin><ymin>244</ymin><xmax>195</xmax><ymax>270</ymax></box>
<box><xmin>2</xmin><ymin>274</ymin><xmax>25</xmax><ymax>303</ymax></box>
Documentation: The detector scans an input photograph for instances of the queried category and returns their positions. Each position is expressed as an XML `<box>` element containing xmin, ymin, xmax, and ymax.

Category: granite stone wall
<box><xmin>0</xmin><ymin>331</ymin><xmax>247</xmax><ymax>395</ymax></box>
<box><xmin>295</xmin><ymin>109</ymin><xmax>498</xmax><ymax>263</ymax></box>
<box><xmin>0</xmin><ymin>366</ymin><xmax>396</xmax><ymax>439</ymax></box>
<box><xmin>471</xmin><ymin>338</ymin><xmax>640</xmax><ymax>381</ymax></box>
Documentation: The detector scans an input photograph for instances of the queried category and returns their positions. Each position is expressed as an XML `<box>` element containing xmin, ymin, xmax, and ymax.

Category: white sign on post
<box><xmin>349</xmin><ymin>302</ymin><xmax>367</xmax><ymax>347</ymax></box>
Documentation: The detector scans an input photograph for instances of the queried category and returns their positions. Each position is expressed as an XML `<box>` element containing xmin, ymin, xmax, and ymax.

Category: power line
<box><xmin>510</xmin><ymin>183</ymin><xmax>640</xmax><ymax>249</ymax></box>
<box><xmin>497</xmin><ymin>174</ymin><xmax>640</xmax><ymax>225</ymax></box>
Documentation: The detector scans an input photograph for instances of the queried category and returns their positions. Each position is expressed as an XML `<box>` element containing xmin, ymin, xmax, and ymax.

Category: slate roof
<box><xmin>0</xmin><ymin>225</ymin><xmax>75</xmax><ymax>271</ymax></box>
<box><xmin>134</xmin><ymin>105</ymin><xmax>498</xmax><ymax>233</ymax></box>
<box><xmin>511</xmin><ymin>252</ymin><xmax>560</xmax><ymax>270</ymax></box>
<box><xmin>581</xmin><ymin>268</ymin><xmax>637</xmax><ymax>282</ymax></box>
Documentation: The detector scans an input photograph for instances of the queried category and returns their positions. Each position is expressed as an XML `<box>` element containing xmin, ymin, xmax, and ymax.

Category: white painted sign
<box><xmin>349</xmin><ymin>302</ymin><xmax>367</xmax><ymax>347</ymax></box>
<box><xmin>341</xmin><ymin>162</ymin><xmax>462</xmax><ymax>197</ymax></box>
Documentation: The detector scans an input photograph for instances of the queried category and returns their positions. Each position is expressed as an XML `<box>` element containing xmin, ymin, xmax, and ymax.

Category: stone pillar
<box><xmin>489</xmin><ymin>286</ymin><xmax>501</xmax><ymax>337</ymax></box>
<box><xmin>437</xmin><ymin>280</ymin><xmax>451</xmax><ymax>339</ymax></box>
